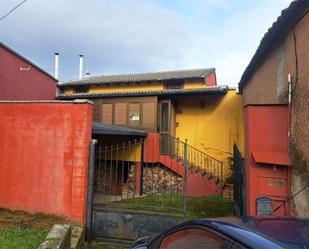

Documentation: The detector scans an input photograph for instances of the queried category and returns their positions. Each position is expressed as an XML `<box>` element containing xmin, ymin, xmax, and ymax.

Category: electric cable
<box><xmin>0</xmin><ymin>0</ymin><xmax>29</xmax><ymax>22</ymax></box>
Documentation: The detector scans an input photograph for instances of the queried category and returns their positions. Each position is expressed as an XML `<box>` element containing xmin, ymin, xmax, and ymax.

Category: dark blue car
<box><xmin>131</xmin><ymin>217</ymin><xmax>309</xmax><ymax>249</ymax></box>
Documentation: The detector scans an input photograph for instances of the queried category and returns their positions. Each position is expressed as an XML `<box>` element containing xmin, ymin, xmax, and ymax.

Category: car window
<box><xmin>158</xmin><ymin>228</ymin><xmax>232</xmax><ymax>249</ymax></box>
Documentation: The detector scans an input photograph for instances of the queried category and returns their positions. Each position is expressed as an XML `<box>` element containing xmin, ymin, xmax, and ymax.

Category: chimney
<box><xmin>54</xmin><ymin>52</ymin><xmax>59</xmax><ymax>80</ymax></box>
<box><xmin>79</xmin><ymin>54</ymin><xmax>84</xmax><ymax>79</ymax></box>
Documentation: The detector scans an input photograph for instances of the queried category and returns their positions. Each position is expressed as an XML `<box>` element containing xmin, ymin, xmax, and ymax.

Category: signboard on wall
<box><xmin>130</xmin><ymin>112</ymin><xmax>140</xmax><ymax>121</ymax></box>
<box><xmin>256</xmin><ymin>197</ymin><xmax>272</xmax><ymax>215</ymax></box>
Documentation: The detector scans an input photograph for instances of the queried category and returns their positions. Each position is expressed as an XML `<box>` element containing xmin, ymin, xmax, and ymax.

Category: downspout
<box><xmin>85</xmin><ymin>139</ymin><xmax>97</xmax><ymax>241</ymax></box>
<box><xmin>288</xmin><ymin>73</ymin><xmax>292</xmax><ymax>144</ymax></box>
<box><xmin>287</xmin><ymin>73</ymin><xmax>292</xmax><ymax>215</ymax></box>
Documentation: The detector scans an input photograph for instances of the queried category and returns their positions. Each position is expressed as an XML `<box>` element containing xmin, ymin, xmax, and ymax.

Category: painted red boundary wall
<box><xmin>0</xmin><ymin>101</ymin><xmax>93</xmax><ymax>223</ymax></box>
<box><xmin>244</xmin><ymin>105</ymin><xmax>290</xmax><ymax>216</ymax></box>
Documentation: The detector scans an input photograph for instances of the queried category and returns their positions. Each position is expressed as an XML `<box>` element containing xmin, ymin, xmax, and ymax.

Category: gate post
<box><xmin>182</xmin><ymin>139</ymin><xmax>188</xmax><ymax>220</ymax></box>
<box><xmin>85</xmin><ymin>139</ymin><xmax>97</xmax><ymax>241</ymax></box>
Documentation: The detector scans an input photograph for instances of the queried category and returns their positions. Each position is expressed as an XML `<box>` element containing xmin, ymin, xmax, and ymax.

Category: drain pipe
<box><xmin>288</xmin><ymin>74</ymin><xmax>292</xmax><ymax>145</ymax></box>
<box><xmin>85</xmin><ymin>139</ymin><xmax>97</xmax><ymax>241</ymax></box>
<box><xmin>54</xmin><ymin>53</ymin><xmax>59</xmax><ymax>80</ymax></box>
<box><xmin>79</xmin><ymin>54</ymin><xmax>84</xmax><ymax>80</ymax></box>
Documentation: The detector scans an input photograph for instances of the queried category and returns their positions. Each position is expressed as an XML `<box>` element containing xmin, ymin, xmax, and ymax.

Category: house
<box><xmin>238</xmin><ymin>0</ymin><xmax>309</xmax><ymax>216</ymax></box>
<box><xmin>0</xmin><ymin>42</ymin><xmax>57</xmax><ymax>100</ymax></box>
<box><xmin>58</xmin><ymin>68</ymin><xmax>244</xmax><ymax>198</ymax></box>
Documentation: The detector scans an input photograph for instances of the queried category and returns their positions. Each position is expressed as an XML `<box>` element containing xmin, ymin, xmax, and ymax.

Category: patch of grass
<box><xmin>0</xmin><ymin>227</ymin><xmax>48</xmax><ymax>249</ymax></box>
<box><xmin>186</xmin><ymin>195</ymin><xmax>234</xmax><ymax>219</ymax></box>
<box><xmin>116</xmin><ymin>195</ymin><xmax>233</xmax><ymax>220</ymax></box>
<box><xmin>0</xmin><ymin>208</ymin><xmax>69</xmax><ymax>229</ymax></box>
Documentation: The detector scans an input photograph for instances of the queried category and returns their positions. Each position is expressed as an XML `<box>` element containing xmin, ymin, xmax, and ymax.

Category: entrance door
<box><xmin>159</xmin><ymin>100</ymin><xmax>174</xmax><ymax>154</ymax></box>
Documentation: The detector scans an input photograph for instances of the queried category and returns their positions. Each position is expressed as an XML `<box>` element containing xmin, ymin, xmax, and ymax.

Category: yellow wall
<box><xmin>100</xmin><ymin>143</ymin><xmax>142</xmax><ymax>162</ymax></box>
<box><xmin>62</xmin><ymin>80</ymin><xmax>207</xmax><ymax>95</ymax></box>
<box><xmin>89</xmin><ymin>82</ymin><xmax>164</xmax><ymax>93</ymax></box>
<box><xmin>183</xmin><ymin>80</ymin><xmax>205</xmax><ymax>89</ymax></box>
<box><xmin>175</xmin><ymin>90</ymin><xmax>244</xmax><ymax>179</ymax></box>
<box><xmin>63</xmin><ymin>88</ymin><xmax>74</xmax><ymax>94</ymax></box>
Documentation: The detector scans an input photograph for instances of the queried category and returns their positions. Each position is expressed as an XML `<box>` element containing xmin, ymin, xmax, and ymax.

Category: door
<box><xmin>159</xmin><ymin>100</ymin><xmax>173</xmax><ymax>155</ymax></box>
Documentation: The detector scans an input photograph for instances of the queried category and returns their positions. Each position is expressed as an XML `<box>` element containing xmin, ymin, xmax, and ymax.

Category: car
<box><xmin>131</xmin><ymin>217</ymin><xmax>309</xmax><ymax>249</ymax></box>
<box><xmin>241</xmin><ymin>216</ymin><xmax>309</xmax><ymax>249</ymax></box>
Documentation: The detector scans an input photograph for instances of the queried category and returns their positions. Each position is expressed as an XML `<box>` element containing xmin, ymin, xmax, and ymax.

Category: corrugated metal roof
<box><xmin>92</xmin><ymin>121</ymin><xmax>147</xmax><ymax>136</ymax></box>
<box><xmin>59</xmin><ymin>68</ymin><xmax>215</xmax><ymax>87</ymax></box>
<box><xmin>238</xmin><ymin>0</ymin><xmax>309</xmax><ymax>91</ymax></box>
<box><xmin>0</xmin><ymin>42</ymin><xmax>57</xmax><ymax>82</ymax></box>
<box><xmin>58</xmin><ymin>86</ymin><xmax>228</xmax><ymax>99</ymax></box>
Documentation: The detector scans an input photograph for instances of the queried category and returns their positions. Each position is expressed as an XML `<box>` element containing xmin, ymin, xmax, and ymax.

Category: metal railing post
<box><xmin>183</xmin><ymin>139</ymin><xmax>188</xmax><ymax>220</ymax></box>
<box><xmin>85</xmin><ymin>139</ymin><xmax>97</xmax><ymax>242</ymax></box>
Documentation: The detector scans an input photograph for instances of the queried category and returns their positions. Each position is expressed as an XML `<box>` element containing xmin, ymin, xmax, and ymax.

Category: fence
<box><xmin>93</xmin><ymin>134</ymin><xmax>224</xmax><ymax>218</ymax></box>
<box><xmin>233</xmin><ymin>144</ymin><xmax>245</xmax><ymax>216</ymax></box>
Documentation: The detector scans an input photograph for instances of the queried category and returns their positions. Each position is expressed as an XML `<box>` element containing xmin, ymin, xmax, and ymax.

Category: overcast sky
<box><xmin>1</xmin><ymin>0</ymin><xmax>292</xmax><ymax>86</ymax></box>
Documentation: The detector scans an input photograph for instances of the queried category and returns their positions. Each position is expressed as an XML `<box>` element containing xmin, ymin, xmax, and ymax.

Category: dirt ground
<box><xmin>0</xmin><ymin>208</ymin><xmax>70</xmax><ymax>229</ymax></box>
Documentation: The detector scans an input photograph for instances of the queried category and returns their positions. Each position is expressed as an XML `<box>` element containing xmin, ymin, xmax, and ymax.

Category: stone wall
<box><xmin>128</xmin><ymin>165</ymin><xmax>182</xmax><ymax>195</ymax></box>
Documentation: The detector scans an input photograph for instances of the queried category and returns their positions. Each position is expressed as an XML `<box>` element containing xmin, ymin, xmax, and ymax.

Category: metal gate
<box><xmin>233</xmin><ymin>144</ymin><xmax>245</xmax><ymax>216</ymax></box>
<box><xmin>86</xmin><ymin>136</ymin><xmax>188</xmax><ymax>241</ymax></box>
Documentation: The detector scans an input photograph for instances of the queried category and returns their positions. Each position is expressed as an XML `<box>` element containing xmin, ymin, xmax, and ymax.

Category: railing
<box><xmin>93</xmin><ymin>134</ymin><xmax>224</xmax><ymax>218</ymax></box>
<box><xmin>160</xmin><ymin>134</ymin><xmax>224</xmax><ymax>186</ymax></box>
<box><xmin>94</xmin><ymin>136</ymin><xmax>187</xmax><ymax>218</ymax></box>
<box><xmin>233</xmin><ymin>144</ymin><xmax>244</xmax><ymax>216</ymax></box>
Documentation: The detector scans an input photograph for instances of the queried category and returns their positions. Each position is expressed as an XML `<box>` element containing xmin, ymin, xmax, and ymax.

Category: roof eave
<box><xmin>0</xmin><ymin>42</ymin><xmax>58</xmax><ymax>82</ymax></box>
<box><xmin>57</xmin><ymin>76</ymin><xmax>208</xmax><ymax>89</ymax></box>
<box><xmin>57</xmin><ymin>87</ymin><xmax>228</xmax><ymax>99</ymax></box>
<box><xmin>238</xmin><ymin>0</ymin><xmax>309</xmax><ymax>92</ymax></box>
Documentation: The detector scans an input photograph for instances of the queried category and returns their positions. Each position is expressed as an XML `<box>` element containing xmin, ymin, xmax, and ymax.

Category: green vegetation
<box><xmin>118</xmin><ymin>195</ymin><xmax>234</xmax><ymax>220</ymax></box>
<box><xmin>0</xmin><ymin>227</ymin><xmax>48</xmax><ymax>249</ymax></box>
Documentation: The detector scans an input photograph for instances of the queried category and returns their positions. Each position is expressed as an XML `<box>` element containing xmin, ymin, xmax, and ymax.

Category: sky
<box><xmin>0</xmin><ymin>0</ymin><xmax>293</xmax><ymax>86</ymax></box>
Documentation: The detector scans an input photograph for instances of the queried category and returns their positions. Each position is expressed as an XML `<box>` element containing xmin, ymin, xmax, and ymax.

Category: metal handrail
<box><xmin>161</xmin><ymin>134</ymin><xmax>222</xmax><ymax>163</ymax></box>
<box><xmin>159</xmin><ymin>134</ymin><xmax>224</xmax><ymax>184</ymax></box>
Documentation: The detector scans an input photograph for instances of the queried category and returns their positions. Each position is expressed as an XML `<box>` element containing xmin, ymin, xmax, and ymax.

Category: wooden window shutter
<box><xmin>92</xmin><ymin>99</ymin><xmax>102</xmax><ymax>122</ymax></box>
<box><xmin>102</xmin><ymin>103</ymin><xmax>113</xmax><ymax>124</ymax></box>
<box><xmin>128</xmin><ymin>103</ymin><xmax>140</xmax><ymax>126</ymax></box>
<box><xmin>142</xmin><ymin>102</ymin><xmax>155</xmax><ymax>128</ymax></box>
<box><xmin>114</xmin><ymin>103</ymin><xmax>127</xmax><ymax>125</ymax></box>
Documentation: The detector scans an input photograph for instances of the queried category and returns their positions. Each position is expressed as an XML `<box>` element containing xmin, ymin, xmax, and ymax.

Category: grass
<box><xmin>116</xmin><ymin>195</ymin><xmax>233</xmax><ymax>220</ymax></box>
<box><xmin>0</xmin><ymin>227</ymin><xmax>48</xmax><ymax>249</ymax></box>
<box><xmin>0</xmin><ymin>208</ymin><xmax>70</xmax><ymax>249</ymax></box>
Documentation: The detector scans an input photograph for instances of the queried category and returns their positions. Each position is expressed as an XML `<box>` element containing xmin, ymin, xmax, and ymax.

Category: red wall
<box><xmin>244</xmin><ymin>105</ymin><xmax>291</xmax><ymax>216</ymax></box>
<box><xmin>0</xmin><ymin>46</ymin><xmax>56</xmax><ymax>100</ymax></box>
<box><xmin>0</xmin><ymin>102</ymin><xmax>93</xmax><ymax>223</ymax></box>
<box><xmin>204</xmin><ymin>72</ymin><xmax>217</xmax><ymax>86</ymax></box>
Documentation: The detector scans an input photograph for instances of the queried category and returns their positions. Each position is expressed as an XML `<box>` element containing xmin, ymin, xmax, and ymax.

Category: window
<box><xmin>164</xmin><ymin>80</ymin><xmax>183</xmax><ymax>90</ymax></box>
<box><xmin>158</xmin><ymin>228</ymin><xmax>232</xmax><ymax>249</ymax></box>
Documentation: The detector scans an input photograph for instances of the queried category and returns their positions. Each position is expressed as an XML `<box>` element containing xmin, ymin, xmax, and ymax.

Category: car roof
<box><xmin>149</xmin><ymin>220</ymin><xmax>285</xmax><ymax>249</ymax></box>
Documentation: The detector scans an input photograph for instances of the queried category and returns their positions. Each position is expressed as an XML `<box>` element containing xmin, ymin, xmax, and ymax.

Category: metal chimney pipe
<box><xmin>54</xmin><ymin>53</ymin><xmax>59</xmax><ymax>80</ymax></box>
<box><xmin>79</xmin><ymin>54</ymin><xmax>84</xmax><ymax>79</ymax></box>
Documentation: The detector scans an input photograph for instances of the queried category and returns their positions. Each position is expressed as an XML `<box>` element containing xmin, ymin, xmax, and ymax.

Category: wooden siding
<box><xmin>128</xmin><ymin>103</ymin><xmax>141</xmax><ymax>127</ymax></box>
<box><xmin>92</xmin><ymin>99</ymin><xmax>102</xmax><ymax>122</ymax></box>
<box><xmin>102</xmin><ymin>103</ymin><xmax>113</xmax><ymax>124</ymax></box>
<box><xmin>114</xmin><ymin>103</ymin><xmax>127</xmax><ymax>125</ymax></box>
<box><xmin>92</xmin><ymin>96</ymin><xmax>157</xmax><ymax>132</ymax></box>
<box><xmin>142</xmin><ymin>102</ymin><xmax>156</xmax><ymax>128</ymax></box>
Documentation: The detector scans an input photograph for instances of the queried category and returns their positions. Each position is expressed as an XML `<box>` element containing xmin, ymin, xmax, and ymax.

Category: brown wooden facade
<box><xmin>92</xmin><ymin>96</ymin><xmax>158</xmax><ymax>133</ymax></box>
